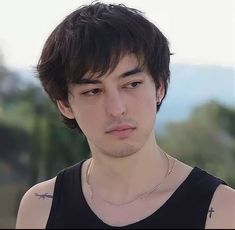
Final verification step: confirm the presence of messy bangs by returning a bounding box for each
[62,6,157,84]
[67,20,146,82]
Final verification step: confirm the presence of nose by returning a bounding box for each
[105,90,127,117]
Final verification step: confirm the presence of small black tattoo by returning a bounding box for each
[208,207,215,218]
[35,192,53,200]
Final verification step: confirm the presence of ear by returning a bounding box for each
[57,100,75,119]
[156,81,165,102]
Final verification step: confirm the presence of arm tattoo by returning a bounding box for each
[208,207,215,218]
[35,192,53,200]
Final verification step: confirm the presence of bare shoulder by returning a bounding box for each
[205,184,235,229]
[15,177,56,229]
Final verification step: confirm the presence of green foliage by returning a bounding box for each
[0,59,90,185]
[35,101,90,180]
[159,100,235,187]
[0,122,30,180]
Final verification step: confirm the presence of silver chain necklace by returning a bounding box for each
[86,151,176,206]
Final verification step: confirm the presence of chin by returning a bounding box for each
[101,142,143,159]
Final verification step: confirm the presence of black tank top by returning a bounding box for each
[46,160,226,229]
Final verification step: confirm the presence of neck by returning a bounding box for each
[87,134,171,204]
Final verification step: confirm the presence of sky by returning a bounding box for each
[0,0,234,70]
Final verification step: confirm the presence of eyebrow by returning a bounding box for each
[75,67,143,85]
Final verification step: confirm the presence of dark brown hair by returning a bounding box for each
[37,2,171,132]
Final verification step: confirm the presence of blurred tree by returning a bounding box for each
[1,83,91,185]
[0,49,90,186]
[0,122,29,181]
[14,86,91,186]
[35,99,90,181]
[0,50,30,180]
[159,100,235,187]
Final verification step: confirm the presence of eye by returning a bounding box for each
[82,88,102,96]
[125,81,142,89]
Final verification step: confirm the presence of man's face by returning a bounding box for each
[58,54,164,158]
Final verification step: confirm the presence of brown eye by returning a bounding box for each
[125,81,142,89]
[82,88,102,96]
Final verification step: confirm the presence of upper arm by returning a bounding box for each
[205,184,235,229]
[15,177,56,229]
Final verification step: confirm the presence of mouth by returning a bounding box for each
[106,127,136,139]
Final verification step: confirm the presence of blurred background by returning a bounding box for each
[0,0,234,228]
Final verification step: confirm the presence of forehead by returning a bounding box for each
[83,54,144,80]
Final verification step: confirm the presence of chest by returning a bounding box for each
[83,189,173,227]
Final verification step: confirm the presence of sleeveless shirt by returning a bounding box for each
[46,160,227,229]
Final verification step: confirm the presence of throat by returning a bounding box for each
[85,151,175,206]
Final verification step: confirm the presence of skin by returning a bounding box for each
[15,54,235,228]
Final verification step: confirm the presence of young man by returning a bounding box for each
[16,2,235,229]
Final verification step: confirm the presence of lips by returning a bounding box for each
[105,124,136,139]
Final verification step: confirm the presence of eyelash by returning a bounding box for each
[81,81,143,96]
[125,81,142,89]
[82,88,101,96]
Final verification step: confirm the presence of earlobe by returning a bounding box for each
[57,100,75,119]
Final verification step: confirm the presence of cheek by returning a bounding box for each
[135,85,157,111]
[133,87,157,124]
[72,106,103,135]
[137,96,156,121]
